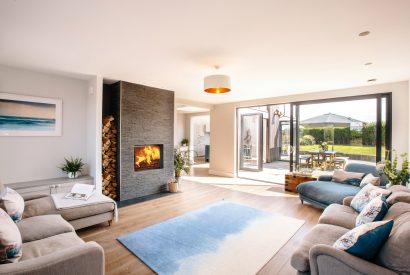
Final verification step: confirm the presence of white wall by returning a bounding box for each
[0,65,90,183]
[210,81,410,177]
[174,112,186,146]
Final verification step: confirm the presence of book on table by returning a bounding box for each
[65,183,96,201]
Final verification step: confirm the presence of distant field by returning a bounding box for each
[299,145,385,156]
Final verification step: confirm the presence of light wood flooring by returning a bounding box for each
[78,179,322,275]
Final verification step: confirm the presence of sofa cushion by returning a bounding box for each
[291,224,349,272]
[355,195,389,227]
[20,232,84,261]
[350,184,391,212]
[377,212,410,274]
[387,191,410,205]
[332,170,364,186]
[23,196,114,221]
[345,163,388,186]
[0,208,22,264]
[298,181,361,207]
[360,173,381,188]
[333,220,393,260]
[319,204,357,229]
[0,188,25,222]
[17,215,74,243]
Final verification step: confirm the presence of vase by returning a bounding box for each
[68,172,78,179]
[385,182,392,189]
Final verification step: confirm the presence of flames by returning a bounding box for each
[135,146,161,168]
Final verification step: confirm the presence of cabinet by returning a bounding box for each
[6,175,94,197]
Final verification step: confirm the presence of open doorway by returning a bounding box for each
[237,104,291,184]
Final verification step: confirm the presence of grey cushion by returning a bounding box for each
[377,212,410,274]
[21,232,84,261]
[319,204,358,229]
[17,215,74,243]
[291,224,349,272]
[23,196,114,221]
[298,181,361,206]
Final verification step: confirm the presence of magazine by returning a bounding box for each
[65,183,96,201]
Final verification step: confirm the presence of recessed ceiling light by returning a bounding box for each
[359,31,370,37]
[364,62,373,66]
[367,78,377,82]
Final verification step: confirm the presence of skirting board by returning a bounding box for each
[208,169,236,178]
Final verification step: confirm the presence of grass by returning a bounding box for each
[299,145,385,156]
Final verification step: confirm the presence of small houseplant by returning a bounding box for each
[377,150,409,187]
[180,138,189,147]
[60,157,85,179]
[174,148,190,181]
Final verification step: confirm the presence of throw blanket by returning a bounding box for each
[51,193,118,222]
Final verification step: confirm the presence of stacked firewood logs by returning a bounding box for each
[102,115,117,199]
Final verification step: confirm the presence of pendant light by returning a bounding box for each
[204,66,231,94]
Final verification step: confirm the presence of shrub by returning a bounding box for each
[300,135,316,145]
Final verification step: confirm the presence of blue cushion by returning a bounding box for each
[356,196,389,226]
[333,220,393,260]
[297,181,361,206]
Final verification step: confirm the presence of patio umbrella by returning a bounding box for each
[300,113,363,149]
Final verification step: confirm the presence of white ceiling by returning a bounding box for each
[1,0,409,104]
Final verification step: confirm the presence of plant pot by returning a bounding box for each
[168,181,179,193]
[67,172,78,179]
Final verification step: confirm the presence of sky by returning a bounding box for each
[0,99,56,119]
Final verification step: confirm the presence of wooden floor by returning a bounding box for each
[78,179,322,275]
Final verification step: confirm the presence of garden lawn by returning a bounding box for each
[300,145,385,156]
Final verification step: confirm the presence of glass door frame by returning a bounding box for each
[289,93,392,171]
[239,113,264,172]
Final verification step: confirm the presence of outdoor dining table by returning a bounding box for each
[308,150,337,169]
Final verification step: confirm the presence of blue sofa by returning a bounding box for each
[297,163,388,209]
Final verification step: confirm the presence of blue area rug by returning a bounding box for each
[117,201,304,275]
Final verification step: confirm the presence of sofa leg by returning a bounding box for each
[300,199,304,204]
[108,220,112,226]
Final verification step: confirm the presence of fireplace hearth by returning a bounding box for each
[134,144,163,171]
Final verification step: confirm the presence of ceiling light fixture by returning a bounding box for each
[204,66,231,94]
[358,31,370,37]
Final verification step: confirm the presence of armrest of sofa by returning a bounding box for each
[342,196,354,206]
[21,193,49,201]
[0,242,104,275]
[318,175,333,181]
[309,244,397,275]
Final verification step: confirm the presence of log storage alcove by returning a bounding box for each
[102,115,117,199]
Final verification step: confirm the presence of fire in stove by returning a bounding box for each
[134,145,163,171]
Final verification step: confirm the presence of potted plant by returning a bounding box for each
[377,150,409,188]
[180,138,189,147]
[60,157,85,179]
[174,148,190,182]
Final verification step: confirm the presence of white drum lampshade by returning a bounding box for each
[204,75,231,94]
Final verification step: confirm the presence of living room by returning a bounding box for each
[1,1,410,275]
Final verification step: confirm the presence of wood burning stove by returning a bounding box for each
[134,144,164,171]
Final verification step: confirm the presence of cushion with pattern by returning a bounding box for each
[333,220,393,260]
[0,188,24,222]
[356,195,389,226]
[0,208,22,264]
[360,173,381,188]
[350,184,391,212]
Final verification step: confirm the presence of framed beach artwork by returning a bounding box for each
[0,93,62,136]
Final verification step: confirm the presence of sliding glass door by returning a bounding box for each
[290,94,391,171]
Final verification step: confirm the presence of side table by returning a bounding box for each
[285,173,317,193]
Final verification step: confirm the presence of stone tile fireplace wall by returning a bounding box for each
[103,81,174,201]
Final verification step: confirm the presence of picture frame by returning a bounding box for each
[0,92,62,136]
